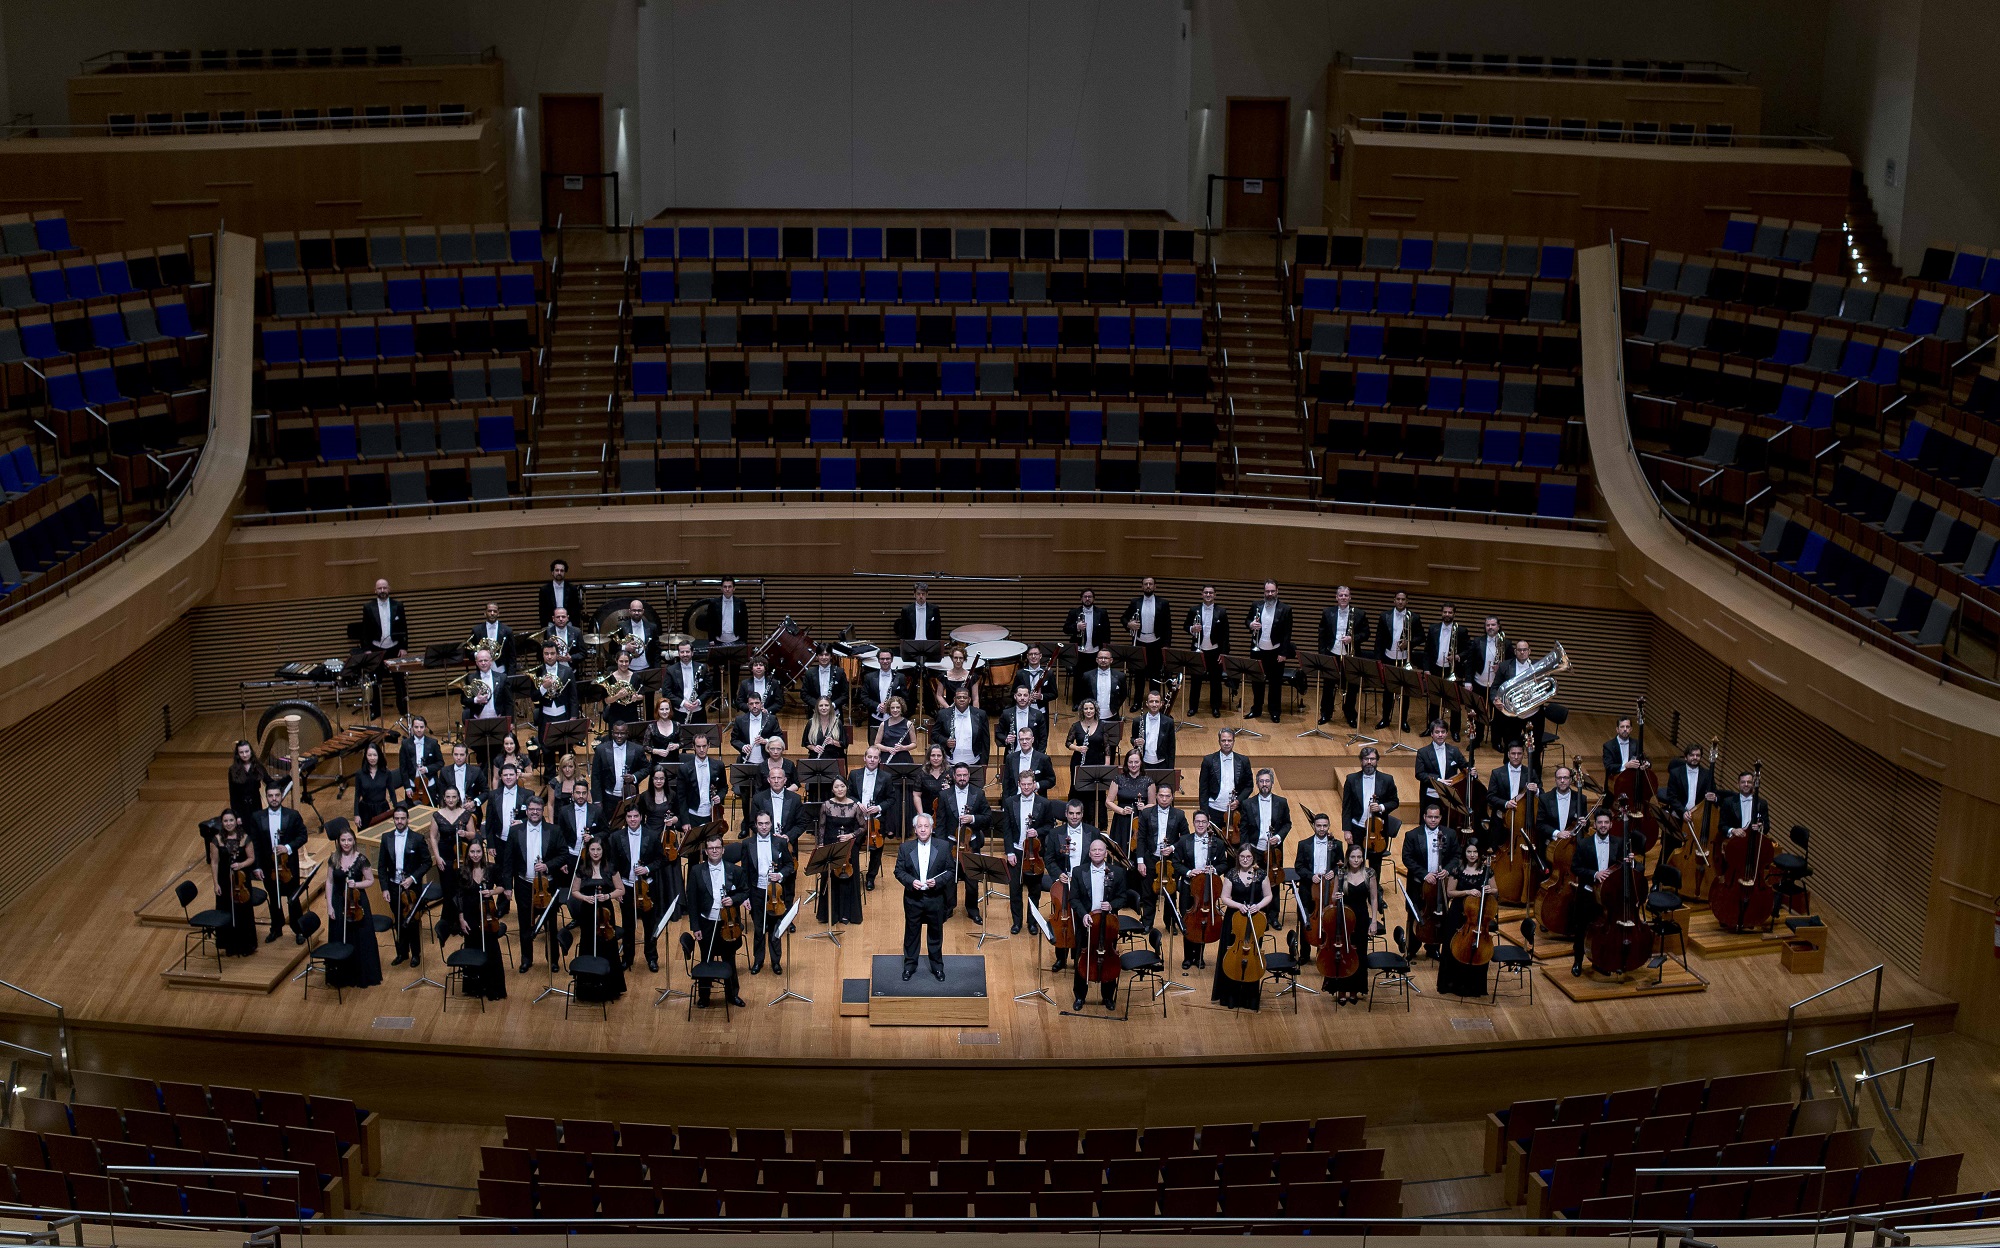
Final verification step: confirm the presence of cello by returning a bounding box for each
[1534,789,1585,940]
[1585,836,1654,976]
[1312,877,1362,981]
[1450,874,1500,967]
[1708,762,1778,932]
[1077,906,1121,988]
[1220,908,1268,984]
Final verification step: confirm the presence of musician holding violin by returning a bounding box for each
[1132,783,1189,933]
[1436,841,1499,998]
[212,811,262,958]
[1175,810,1230,971]
[568,837,628,1002]
[1569,809,1646,977]
[326,825,384,989]
[610,805,667,973]
[999,770,1057,935]
[251,784,308,944]
[454,838,509,1000]
[815,777,865,927]
[1398,803,1461,959]
[377,806,433,969]
[725,812,795,975]
[1067,837,1128,1012]
[1212,842,1273,1011]
[685,835,749,1008]
[849,746,899,891]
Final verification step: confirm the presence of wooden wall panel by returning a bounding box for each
[1328,129,1850,256]
[1925,791,2000,1043]
[65,61,504,129]
[0,620,193,915]
[190,573,1649,720]
[1327,64,1765,134]
[0,123,506,254]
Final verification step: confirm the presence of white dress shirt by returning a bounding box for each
[1092,669,1114,714]
[915,841,933,882]
[1332,606,1351,655]
[692,763,712,816]
[1137,596,1158,643]
[716,597,740,645]
[1257,602,1278,651]
[1310,836,1332,877]
[1088,864,1108,910]
[704,861,726,919]
[375,599,394,648]
[913,609,929,642]
[950,709,976,765]
[1682,764,1702,812]
[1196,605,1215,648]
[1141,713,1163,764]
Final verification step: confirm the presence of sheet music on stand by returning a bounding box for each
[651,893,689,1005]
[769,891,810,1006]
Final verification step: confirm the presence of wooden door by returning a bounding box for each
[1224,98,1289,230]
[540,94,604,227]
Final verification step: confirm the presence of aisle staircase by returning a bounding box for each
[529,254,625,499]
[1210,263,1314,498]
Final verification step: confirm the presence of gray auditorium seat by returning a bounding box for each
[703,310,737,346]
[1310,321,1346,354]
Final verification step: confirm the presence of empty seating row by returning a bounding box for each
[45,391,207,459]
[259,309,537,363]
[258,455,515,514]
[1956,367,2000,421]
[1298,271,1571,320]
[0,441,54,501]
[1321,456,1583,521]
[5,1120,331,1214]
[257,358,528,412]
[1748,511,1957,648]
[630,351,1211,400]
[1374,111,1733,146]
[1505,1098,1834,1203]
[40,347,204,412]
[1828,454,2000,580]
[1884,413,2000,501]
[1485,1072,1817,1172]
[1572,1159,1968,1229]
[15,1098,346,1192]
[0,1166,309,1224]
[0,295,203,361]
[109,102,471,136]
[1305,313,1579,366]
[1314,411,1575,469]
[91,45,409,72]
[1309,362,1579,416]
[1399,51,1731,80]
[271,408,522,464]
[267,266,540,317]
[623,398,1214,450]
[1635,251,1970,341]
[1,245,198,310]
[1917,241,2000,295]
[484,1144,1385,1192]
[262,223,541,273]
[1292,228,1575,279]
[1529,1129,1873,1218]
[636,303,1203,350]
[0,212,75,259]
[1629,347,1869,424]
[640,262,1198,308]
[640,222,1195,265]
[617,445,1219,499]
[1796,490,2000,628]
[0,491,117,590]
[1630,298,1913,385]
[1716,214,1827,267]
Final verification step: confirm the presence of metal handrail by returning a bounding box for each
[0,978,69,1083]
[1852,1058,1935,1146]
[1802,1023,1915,1104]
[78,47,497,74]
[1782,964,1884,1069]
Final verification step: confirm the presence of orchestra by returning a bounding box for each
[219,574,1768,1021]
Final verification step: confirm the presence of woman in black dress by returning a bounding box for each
[428,787,474,932]
[1104,750,1151,856]
[803,696,846,802]
[325,827,383,989]
[1065,700,1115,824]
[226,740,271,827]
[911,744,949,823]
[873,696,914,764]
[455,839,509,1000]
[568,838,627,1002]
[816,777,864,926]
[643,702,682,771]
[351,744,394,830]
[1325,842,1379,1004]
[932,646,980,714]
[1211,842,1272,1011]
[212,812,262,957]
[1436,841,1496,999]
[497,733,532,786]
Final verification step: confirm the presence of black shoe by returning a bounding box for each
[769,960,781,975]
[1010,922,1022,934]
[749,959,764,976]
[295,930,306,945]
[647,956,659,973]
[265,929,281,944]
[696,998,712,1009]
[1375,719,1390,730]
[1345,716,1358,729]
[1400,720,1411,733]
[622,959,634,971]
[1271,713,1281,724]
[520,959,533,973]
[1317,716,1330,726]
[391,953,408,967]
[1451,730,1462,742]
[1248,707,1263,719]
[864,878,875,891]
[728,994,747,1008]
[902,964,917,981]
[931,966,947,982]
[1181,958,1193,971]
[967,909,983,926]
[1073,998,1086,1011]
[1571,961,1584,977]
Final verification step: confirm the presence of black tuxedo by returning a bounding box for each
[1000,748,1058,797]
[1243,599,1295,718]
[798,662,850,711]
[1122,593,1172,688]
[849,764,901,881]
[1065,860,1130,1006]
[592,737,648,805]
[1061,604,1113,667]
[438,761,486,809]
[1132,805,1190,928]
[734,673,789,715]
[995,704,1050,754]
[1487,763,1539,827]
[1072,665,1129,719]
[397,734,444,799]
[554,799,603,849]
[748,785,807,842]
[1399,822,1462,949]
[1171,829,1229,964]
[1315,603,1371,722]
[894,603,944,650]
[936,782,991,915]
[1197,749,1255,822]
[1601,735,1642,780]
[997,791,1058,924]
[249,805,309,935]
[538,579,587,628]
[1127,710,1176,767]
[894,837,954,968]
[729,710,785,766]
[1412,740,1468,805]
[676,756,728,827]
[610,618,662,670]
[468,621,517,671]
[529,663,575,738]
[694,595,750,645]
[375,824,432,961]
[1719,793,1771,834]
[506,819,570,968]
[545,623,585,664]
[459,669,513,725]
[355,595,412,714]
[1661,761,1716,818]
[1240,792,1292,863]
[682,856,749,1000]
[1292,834,1348,884]
[1566,827,1648,959]
[1424,620,1472,735]
[1534,788,1591,846]
[930,705,991,764]
[725,832,795,969]
[482,783,531,844]
[1374,607,1424,728]
[1182,601,1232,715]
[856,669,907,722]
[608,821,667,963]
[1342,769,1402,896]
[662,661,713,725]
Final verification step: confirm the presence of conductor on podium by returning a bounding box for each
[896,815,953,981]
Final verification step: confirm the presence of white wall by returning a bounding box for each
[1820,0,1919,266]
[634,0,1188,217]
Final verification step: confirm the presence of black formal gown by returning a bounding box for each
[352,767,394,829]
[914,768,948,821]
[816,801,864,924]
[1066,721,1113,823]
[877,717,915,762]
[214,843,261,957]
[456,873,509,1000]
[1210,873,1266,1011]
[1323,877,1373,997]
[1435,865,1493,998]
[935,673,977,712]
[227,764,271,824]
[326,860,384,988]
[644,722,682,767]
[569,874,627,1002]
[1107,772,1150,853]
[431,810,472,929]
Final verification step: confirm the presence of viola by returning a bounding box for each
[481,887,502,937]
[1183,869,1225,944]
[1450,881,1499,966]
[1312,879,1362,981]
[532,866,553,915]
[1152,848,1178,901]
[1586,853,1654,975]
[1219,908,1267,983]
[661,819,682,863]
[767,864,787,919]
[1078,908,1120,985]
[1048,876,1076,947]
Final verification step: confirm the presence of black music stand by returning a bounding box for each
[1376,663,1423,752]
[463,714,509,775]
[1142,767,1181,797]
[1296,653,1348,743]
[899,638,943,665]
[1220,654,1270,739]
[804,838,853,946]
[543,716,590,766]
[1161,648,1208,730]
[958,850,1013,949]
[1073,762,1121,808]
[1015,900,1056,1005]
[796,757,844,809]
[727,763,766,827]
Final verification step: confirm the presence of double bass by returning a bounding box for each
[1708,762,1778,932]
[1670,736,1724,899]
[1490,736,1538,906]
[1077,907,1121,987]
[1585,847,1654,975]
[1048,876,1076,948]
[1607,698,1661,851]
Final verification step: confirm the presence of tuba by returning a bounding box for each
[1493,643,1569,718]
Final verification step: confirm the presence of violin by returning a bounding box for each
[1183,868,1225,944]
[230,859,252,906]
[636,870,656,916]
[1048,876,1076,947]
[1023,831,1044,877]
[531,865,553,915]
[1220,907,1267,983]
[1311,877,1362,981]
[1586,831,1654,975]
[276,845,296,891]
[481,886,502,937]
[595,882,619,947]
[1078,908,1120,985]
[661,818,682,863]
[343,866,366,925]
[1152,847,1178,900]
[767,863,787,919]
[718,899,743,945]
[868,813,884,851]
[1449,876,1499,966]
[833,816,857,879]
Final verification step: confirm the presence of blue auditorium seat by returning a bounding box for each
[63,261,102,301]
[81,363,122,405]
[1414,280,1451,317]
[1354,370,1390,407]
[299,322,338,362]
[821,455,857,491]
[1464,375,1499,413]
[883,407,918,443]
[341,323,376,360]
[1536,481,1576,519]
[463,271,499,309]
[884,312,917,348]
[1399,236,1433,271]
[939,270,974,303]
[1538,244,1575,280]
[386,274,423,312]
[424,274,460,309]
[817,227,848,259]
[941,361,976,395]
[262,326,300,364]
[713,227,745,259]
[28,268,65,305]
[827,269,861,302]
[748,227,780,259]
[790,269,825,303]
[976,270,1009,303]
[677,227,710,259]
[1377,278,1413,315]
[1025,314,1059,349]
[903,269,937,303]
[865,270,898,303]
[1347,322,1385,358]
[1133,315,1167,350]
[1161,271,1197,304]
[510,226,543,263]
[45,370,87,410]
[1426,374,1462,411]
[1093,229,1124,262]
[990,314,1024,349]
[1098,314,1130,350]
[630,358,668,396]
[1338,276,1375,313]
[35,216,73,252]
[851,228,883,260]
[640,268,675,303]
[477,412,517,452]
[809,408,844,443]
[1521,430,1561,469]
[378,320,415,358]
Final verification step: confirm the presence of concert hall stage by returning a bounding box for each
[0,712,1956,1131]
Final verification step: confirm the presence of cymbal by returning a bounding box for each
[582,633,609,644]
[661,633,696,648]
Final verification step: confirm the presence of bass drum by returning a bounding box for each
[255,699,335,774]
[754,618,817,683]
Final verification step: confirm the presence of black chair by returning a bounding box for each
[566,938,613,1022]
[1366,928,1414,1012]
[1774,826,1813,917]
[1491,915,1536,1003]
[682,931,733,1021]
[1646,868,1689,984]
[175,879,231,974]
[443,938,492,1014]
[1120,929,1168,1019]
[298,911,350,1003]
[1262,928,1308,1013]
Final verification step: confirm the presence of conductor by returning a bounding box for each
[895,815,954,982]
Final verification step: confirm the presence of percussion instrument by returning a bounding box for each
[753,619,817,683]
[837,643,880,682]
[661,632,696,649]
[950,624,1010,646]
[969,639,1028,688]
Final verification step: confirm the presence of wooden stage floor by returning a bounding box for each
[0,709,1957,1130]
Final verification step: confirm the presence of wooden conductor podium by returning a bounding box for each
[863,954,989,1027]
